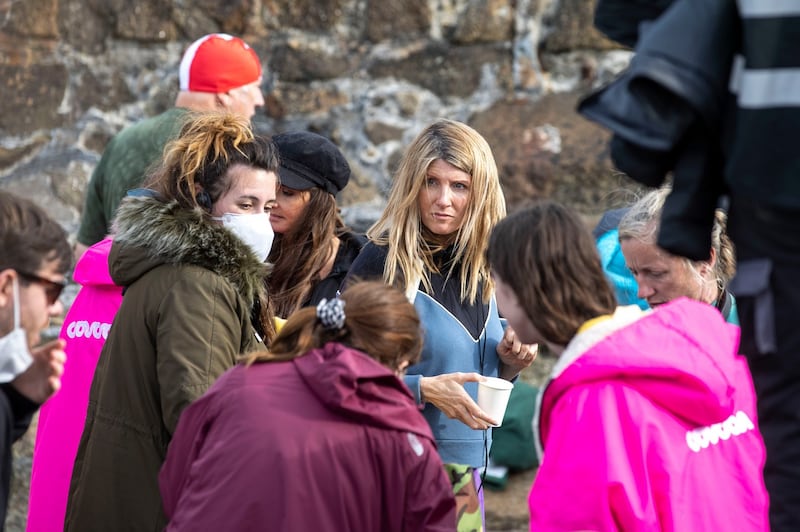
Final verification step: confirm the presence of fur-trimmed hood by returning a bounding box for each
[110,195,268,306]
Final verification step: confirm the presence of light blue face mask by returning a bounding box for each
[214,212,274,262]
[0,276,33,383]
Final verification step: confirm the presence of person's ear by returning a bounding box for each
[698,247,717,278]
[395,359,410,377]
[215,92,233,110]
[707,247,717,268]
[193,184,211,211]
[0,269,15,308]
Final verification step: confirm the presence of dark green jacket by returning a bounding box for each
[65,195,268,532]
[77,107,190,247]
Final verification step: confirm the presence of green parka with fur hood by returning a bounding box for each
[65,194,269,532]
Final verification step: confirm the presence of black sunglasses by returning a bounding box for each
[17,271,67,306]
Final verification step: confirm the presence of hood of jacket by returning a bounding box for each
[109,195,269,306]
[294,342,435,441]
[542,298,741,434]
[73,237,116,287]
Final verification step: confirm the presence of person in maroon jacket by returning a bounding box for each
[159,280,456,531]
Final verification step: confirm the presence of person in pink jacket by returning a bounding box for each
[27,237,122,531]
[486,201,769,532]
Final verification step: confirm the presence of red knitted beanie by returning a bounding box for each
[178,33,262,93]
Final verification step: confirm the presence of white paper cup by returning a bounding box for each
[477,377,514,427]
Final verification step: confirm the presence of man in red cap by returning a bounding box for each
[74,33,266,259]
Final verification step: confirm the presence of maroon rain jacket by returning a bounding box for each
[159,342,456,531]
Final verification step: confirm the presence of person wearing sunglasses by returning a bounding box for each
[14,272,66,309]
[0,189,72,527]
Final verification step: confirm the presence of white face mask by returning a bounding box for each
[215,212,274,262]
[0,276,33,383]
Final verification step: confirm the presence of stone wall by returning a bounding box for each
[1,0,632,237]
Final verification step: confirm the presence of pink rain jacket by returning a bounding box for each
[530,298,769,531]
[28,238,123,532]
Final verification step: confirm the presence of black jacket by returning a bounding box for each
[306,231,367,307]
[593,0,676,48]
[579,0,740,260]
[0,384,39,530]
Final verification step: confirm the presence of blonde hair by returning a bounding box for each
[366,119,506,304]
[618,185,737,288]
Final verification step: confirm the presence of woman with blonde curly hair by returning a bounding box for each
[65,111,280,531]
[346,118,536,531]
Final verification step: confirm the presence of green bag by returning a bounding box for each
[490,381,539,470]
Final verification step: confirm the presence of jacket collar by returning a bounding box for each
[110,195,269,306]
